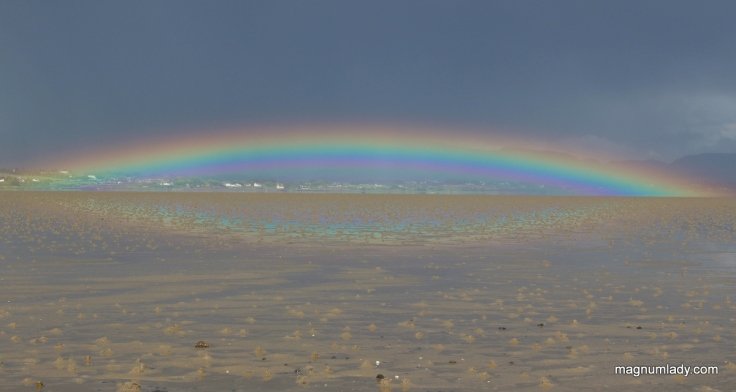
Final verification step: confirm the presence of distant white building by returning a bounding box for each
[87,175,97,180]
[224,182,243,188]
[253,182,262,188]
[276,183,285,190]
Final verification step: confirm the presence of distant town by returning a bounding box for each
[0,168,554,195]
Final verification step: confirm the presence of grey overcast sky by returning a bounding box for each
[2,0,736,166]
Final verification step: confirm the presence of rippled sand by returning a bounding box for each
[1,192,735,391]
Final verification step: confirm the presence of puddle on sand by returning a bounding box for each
[1,192,735,391]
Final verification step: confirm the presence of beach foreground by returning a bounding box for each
[0,192,734,391]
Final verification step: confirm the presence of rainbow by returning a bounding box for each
[50,126,716,196]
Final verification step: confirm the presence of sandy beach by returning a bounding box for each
[1,192,735,391]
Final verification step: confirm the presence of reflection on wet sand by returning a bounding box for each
[1,192,735,391]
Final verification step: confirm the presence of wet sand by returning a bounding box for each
[1,192,735,391]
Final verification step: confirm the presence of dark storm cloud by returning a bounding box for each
[1,0,736,166]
